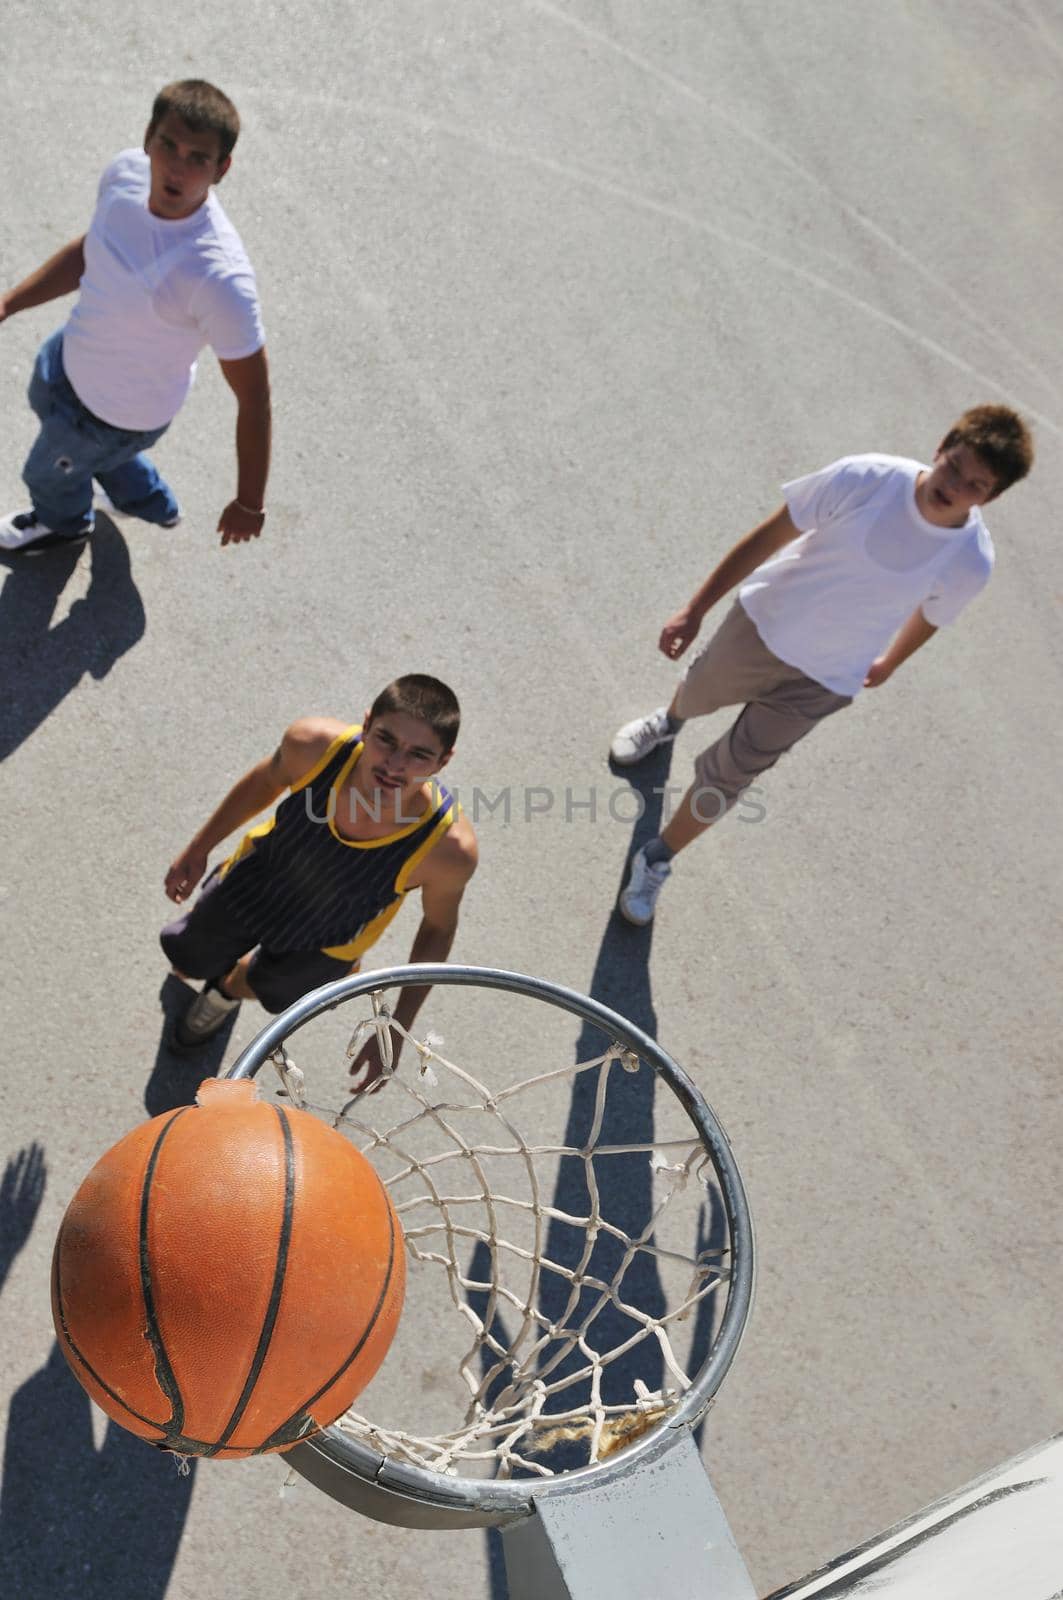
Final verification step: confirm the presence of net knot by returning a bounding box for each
[605,1044,641,1074]
[346,998,397,1078]
[649,1149,689,1187]
[269,1047,306,1106]
[414,1030,443,1086]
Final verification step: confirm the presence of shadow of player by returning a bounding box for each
[0,1142,197,1599]
[532,745,673,1446]
[482,745,727,1594]
[143,974,240,1117]
[0,515,145,763]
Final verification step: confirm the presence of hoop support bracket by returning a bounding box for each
[500,1427,756,1599]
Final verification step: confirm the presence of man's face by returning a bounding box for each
[920,444,999,526]
[358,712,451,806]
[144,111,229,220]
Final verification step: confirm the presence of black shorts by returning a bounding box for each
[160,868,355,1013]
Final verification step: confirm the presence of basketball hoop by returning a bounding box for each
[225,965,756,1595]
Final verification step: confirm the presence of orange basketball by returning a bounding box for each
[51,1078,404,1458]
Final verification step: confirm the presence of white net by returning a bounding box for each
[262,983,737,1481]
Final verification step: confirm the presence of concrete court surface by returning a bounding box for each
[1,1,1061,1596]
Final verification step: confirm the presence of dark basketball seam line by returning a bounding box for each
[140,1108,191,1442]
[52,1215,171,1433]
[258,1168,399,1451]
[207,1103,297,1455]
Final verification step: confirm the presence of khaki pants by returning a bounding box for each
[675,601,852,816]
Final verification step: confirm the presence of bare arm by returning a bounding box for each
[164,717,343,902]
[0,237,86,323]
[216,347,272,546]
[864,607,938,688]
[349,825,479,1092]
[660,504,801,660]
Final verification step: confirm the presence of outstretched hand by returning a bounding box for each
[165,844,209,904]
[658,607,700,661]
[217,500,265,546]
[863,657,894,689]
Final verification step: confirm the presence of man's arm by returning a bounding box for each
[0,237,86,323]
[659,504,801,660]
[164,716,343,903]
[216,347,272,547]
[349,823,479,1093]
[864,608,938,688]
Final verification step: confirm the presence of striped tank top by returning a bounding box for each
[215,726,458,959]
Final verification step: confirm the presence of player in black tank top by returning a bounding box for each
[161,675,478,1090]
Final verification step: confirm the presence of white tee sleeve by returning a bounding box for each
[782,455,893,533]
[921,527,994,626]
[96,150,134,202]
[189,267,265,362]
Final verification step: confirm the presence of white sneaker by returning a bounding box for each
[610,707,676,766]
[173,981,240,1048]
[619,846,672,925]
[0,509,91,554]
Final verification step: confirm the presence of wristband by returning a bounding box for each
[236,500,266,517]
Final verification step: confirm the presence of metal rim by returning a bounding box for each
[225,964,755,1524]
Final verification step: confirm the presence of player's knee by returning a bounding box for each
[692,747,746,809]
[23,450,78,498]
[244,962,298,1014]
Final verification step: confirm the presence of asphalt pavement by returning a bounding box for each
[1,3,1061,1597]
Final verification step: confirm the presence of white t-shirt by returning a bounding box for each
[62,150,264,430]
[738,454,994,696]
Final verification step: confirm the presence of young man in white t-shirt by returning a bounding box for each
[0,79,270,556]
[610,406,1034,924]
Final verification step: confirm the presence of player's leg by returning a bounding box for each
[610,601,760,765]
[620,674,852,924]
[1,333,97,553]
[241,948,358,1014]
[95,427,180,528]
[160,870,259,1047]
[616,602,768,918]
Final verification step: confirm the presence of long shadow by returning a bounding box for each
[0,1142,197,1599]
[144,975,239,1116]
[485,746,727,1592]
[533,746,674,1446]
[0,514,145,762]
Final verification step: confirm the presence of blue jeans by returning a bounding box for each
[23,331,179,536]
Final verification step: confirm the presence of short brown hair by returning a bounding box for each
[940,405,1034,498]
[147,80,240,161]
[368,675,460,753]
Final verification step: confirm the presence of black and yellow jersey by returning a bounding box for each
[213,725,457,959]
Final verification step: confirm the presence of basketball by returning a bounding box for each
[51,1078,405,1458]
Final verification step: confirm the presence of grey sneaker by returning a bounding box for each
[0,509,91,555]
[619,846,672,926]
[610,707,676,766]
[173,980,240,1048]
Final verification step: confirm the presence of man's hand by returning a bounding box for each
[349,1033,401,1096]
[217,500,265,546]
[863,657,894,689]
[165,844,209,904]
[659,607,700,661]
[0,294,10,326]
